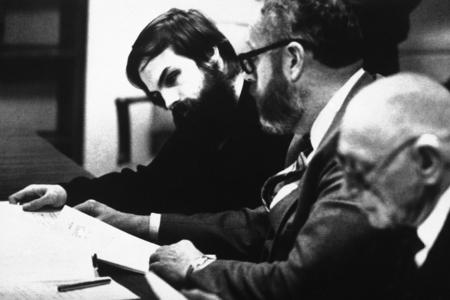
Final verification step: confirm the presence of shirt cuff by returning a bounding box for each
[149,213,161,242]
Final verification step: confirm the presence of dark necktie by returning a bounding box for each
[401,227,424,267]
[391,227,425,298]
[299,133,313,158]
[261,134,312,211]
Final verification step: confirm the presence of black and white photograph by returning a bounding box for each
[1,0,450,299]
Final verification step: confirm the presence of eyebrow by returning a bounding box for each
[157,67,170,89]
[157,68,181,89]
[158,67,179,88]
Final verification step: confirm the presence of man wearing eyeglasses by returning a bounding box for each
[147,0,404,299]
[338,73,450,299]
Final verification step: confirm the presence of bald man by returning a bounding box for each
[338,73,450,299]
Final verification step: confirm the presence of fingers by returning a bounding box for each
[22,195,55,211]
[8,184,67,211]
[74,199,98,216]
[8,185,42,204]
[149,247,164,264]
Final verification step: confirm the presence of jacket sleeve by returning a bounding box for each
[184,197,384,300]
[158,206,270,261]
[62,131,201,214]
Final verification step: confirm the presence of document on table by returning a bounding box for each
[0,201,142,299]
[0,201,159,275]
[0,202,95,282]
[44,202,159,274]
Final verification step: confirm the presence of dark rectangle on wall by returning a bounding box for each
[3,8,60,46]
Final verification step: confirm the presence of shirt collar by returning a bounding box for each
[416,185,450,266]
[307,68,365,162]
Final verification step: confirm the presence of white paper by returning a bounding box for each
[0,202,95,282]
[0,201,159,275]
[54,204,159,274]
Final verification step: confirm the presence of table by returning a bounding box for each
[0,129,92,199]
[0,129,160,299]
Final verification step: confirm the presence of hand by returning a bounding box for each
[149,240,203,287]
[75,199,127,226]
[74,200,149,238]
[8,184,67,211]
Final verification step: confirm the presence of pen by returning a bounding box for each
[57,277,111,292]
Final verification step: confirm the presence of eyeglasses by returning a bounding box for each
[337,133,450,197]
[237,38,312,74]
[338,136,419,195]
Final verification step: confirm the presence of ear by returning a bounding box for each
[412,134,443,185]
[205,46,225,71]
[284,41,305,82]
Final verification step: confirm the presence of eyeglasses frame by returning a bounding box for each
[338,133,450,197]
[237,38,313,74]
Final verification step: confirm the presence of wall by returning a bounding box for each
[0,5,59,133]
[399,0,450,81]
[84,0,260,175]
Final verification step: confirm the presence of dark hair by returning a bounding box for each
[260,0,363,68]
[126,8,240,103]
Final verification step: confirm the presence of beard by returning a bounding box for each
[170,66,238,135]
[253,54,306,135]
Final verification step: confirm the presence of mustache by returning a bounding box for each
[170,98,200,118]
[170,68,238,131]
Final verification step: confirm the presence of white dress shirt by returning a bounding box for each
[269,68,365,209]
[150,68,366,239]
[415,186,450,267]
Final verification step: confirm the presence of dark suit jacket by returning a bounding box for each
[157,72,402,299]
[62,83,291,214]
[393,211,450,299]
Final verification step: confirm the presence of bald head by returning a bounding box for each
[341,73,450,157]
[339,73,450,228]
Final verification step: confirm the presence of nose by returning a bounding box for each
[160,88,180,110]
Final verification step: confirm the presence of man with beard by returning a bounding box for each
[144,0,408,298]
[9,9,290,215]
[338,73,450,299]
